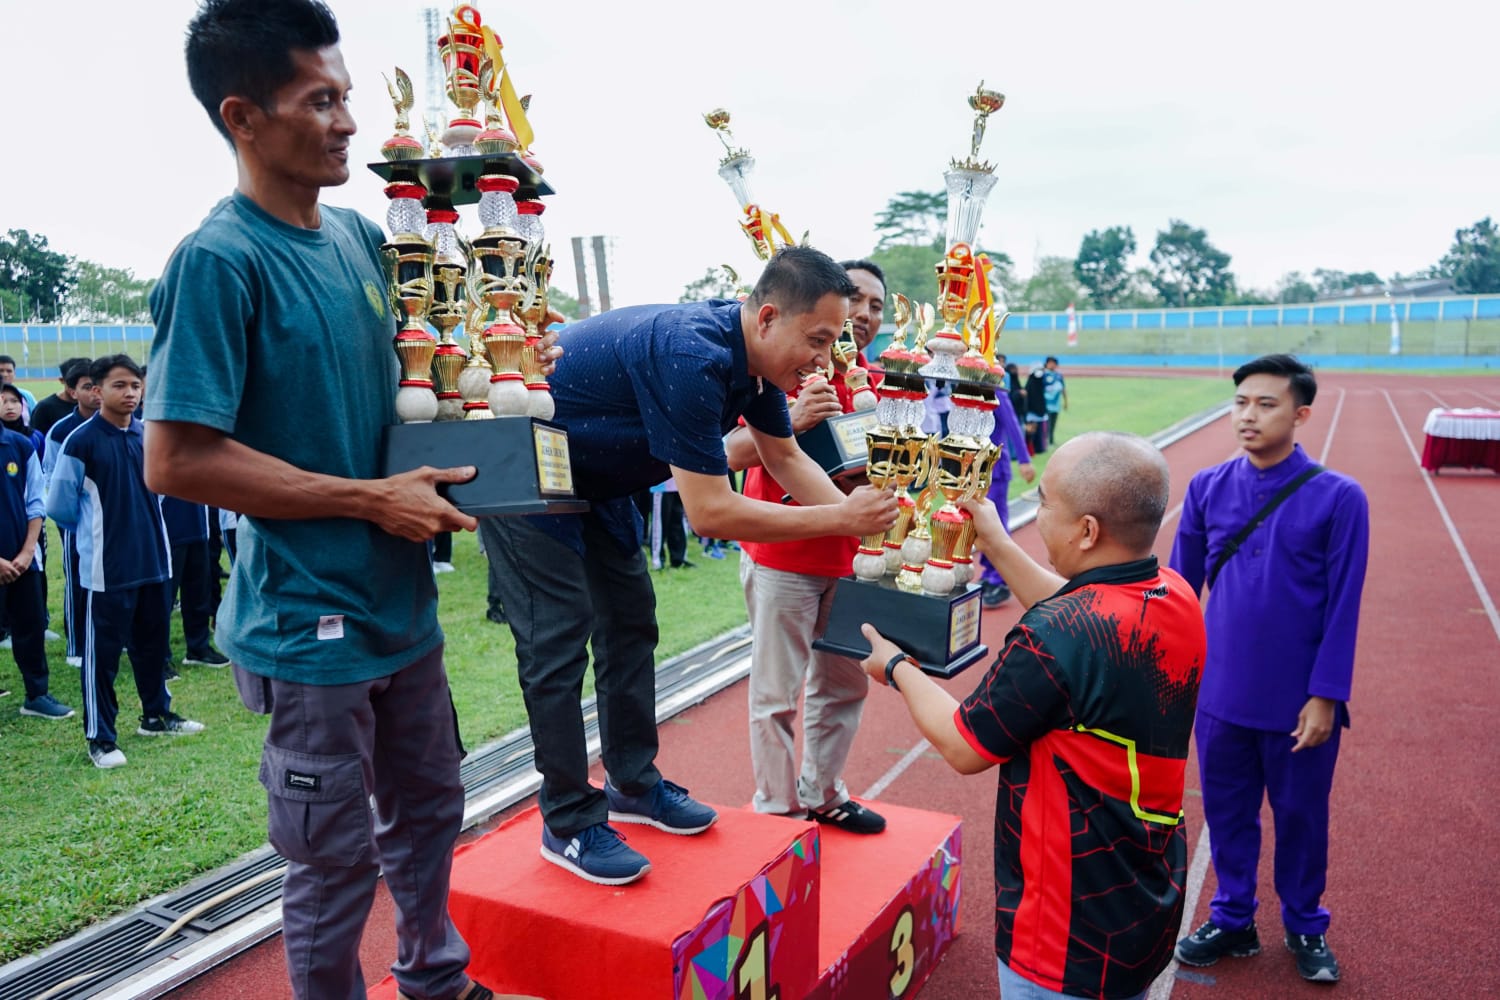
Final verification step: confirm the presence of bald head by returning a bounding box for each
[1047,432,1170,557]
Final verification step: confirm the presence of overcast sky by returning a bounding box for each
[2,0,1496,308]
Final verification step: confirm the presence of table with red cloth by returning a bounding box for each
[1421,408,1500,474]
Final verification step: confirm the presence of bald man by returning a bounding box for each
[860,432,1207,1000]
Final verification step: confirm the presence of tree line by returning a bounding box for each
[857,192,1500,313]
[0,229,157,324]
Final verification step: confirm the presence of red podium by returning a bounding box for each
[371,806,819,1000]
[370,801,962,1000]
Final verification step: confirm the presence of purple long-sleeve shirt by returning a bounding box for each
[1170,444,1369,731]
[988,388,1031,484]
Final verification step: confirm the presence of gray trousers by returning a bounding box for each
[234,646,470,1000]
[740,553,869,816]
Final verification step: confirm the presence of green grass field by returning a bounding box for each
[2,374,1229,961]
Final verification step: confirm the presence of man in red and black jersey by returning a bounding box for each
[860,431,1206,1000]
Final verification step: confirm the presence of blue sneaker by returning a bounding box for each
[20,694,75,720]
[606,778,718,835]
[540,822,651,886]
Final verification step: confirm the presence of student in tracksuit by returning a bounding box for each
[0,418,73,720]
[43,360,99,667]
[47,354,205,769]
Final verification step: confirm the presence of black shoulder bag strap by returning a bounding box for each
[1206,465,1324,590]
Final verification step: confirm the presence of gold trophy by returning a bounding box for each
[852,428,901,582]
[382,239,439,423]
[704,108,800,261]
[951,444,1001,586]
[371,3,579,518]
[515,240,555,420]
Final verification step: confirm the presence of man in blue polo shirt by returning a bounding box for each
[1170,354,1368,983]
[48,355,203,768]
[485,246,898,886]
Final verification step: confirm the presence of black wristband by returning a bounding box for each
[885,652,915,691]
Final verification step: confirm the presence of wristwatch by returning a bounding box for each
[885,651,918,691]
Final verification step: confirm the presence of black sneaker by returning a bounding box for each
[1285,932,1340,982]
[810,799,887,834]
[981,583,1011,608]
[138,712,207,736]
[183,648,229,667]
[1174,920,1260,967]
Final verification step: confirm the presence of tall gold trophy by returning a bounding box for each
[373,5,581,517]
[815,84,1013,678]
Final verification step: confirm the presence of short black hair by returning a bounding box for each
[1233,353,1317,407]
[58,356,88,378]
[839,258,887,291]
[0,356,15,367]
[90,354,145,385]
[64,358,95,388]
[747,247,858,316]
[185,0,341,143]
[1045,355,1060,366]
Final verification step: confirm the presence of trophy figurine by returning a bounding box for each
[884,434,928,577]
[704,108,798,261]
[831,321,877,411]
[380,68,424,162]
[920,443,979,596]
[457,297,495,420]
[951,445,1001,586]
[853,427,902,582]
[474,59,519,155]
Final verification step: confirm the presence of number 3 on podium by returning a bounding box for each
[889,906,915,995]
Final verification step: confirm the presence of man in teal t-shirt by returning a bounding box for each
[143,3,551,998]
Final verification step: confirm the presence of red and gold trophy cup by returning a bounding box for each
[373,5,580,517]
[815,84,1013,677]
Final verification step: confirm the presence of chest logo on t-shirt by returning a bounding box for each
[4,461,16,477]
[363,280,386,320]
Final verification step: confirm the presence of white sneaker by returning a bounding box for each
[66,656,82,667]
[433,561,457,574]
[89,742,128,768]
[44,629,62,641]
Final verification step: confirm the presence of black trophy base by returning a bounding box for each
[797,409,882,480]
[381,416,588,517]
[812,576,988,678]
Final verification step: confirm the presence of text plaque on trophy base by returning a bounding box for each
[381,416,589,517]
[812,577,988,678]
[796,410,881,480]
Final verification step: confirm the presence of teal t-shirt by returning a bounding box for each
[146,192,441,685]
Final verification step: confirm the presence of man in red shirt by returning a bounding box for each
[861,432,1205,1000]
[725,259,888,833]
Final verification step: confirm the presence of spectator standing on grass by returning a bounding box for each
[47,354,203,769]
[44,360,99,668]
[28,357,89,436]
[862,432,1204,1000]
[0,405,73,720]
[1023,363,1050,455]
[0,356,36,417]
[1170,354,1367,984]
[161,496,230,668]
[142,3,546,996]
[1042,355,1068,442]
[724,258,890,834]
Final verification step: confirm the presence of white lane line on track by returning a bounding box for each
[1382,388,1500,645]
[1147,824,1213,1000]
[1469,389,1500,407]
[861,739,934,801]
[1320,387,1346,465]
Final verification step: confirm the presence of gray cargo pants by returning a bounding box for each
[234,645,470,1000]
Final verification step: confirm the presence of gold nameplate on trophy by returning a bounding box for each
[533,423,574,496]
[798,409,882,480]
[948,595,982,660]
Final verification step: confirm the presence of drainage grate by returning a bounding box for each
[0,916,190,1000]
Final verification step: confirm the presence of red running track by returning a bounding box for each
[171,372,1500,999]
